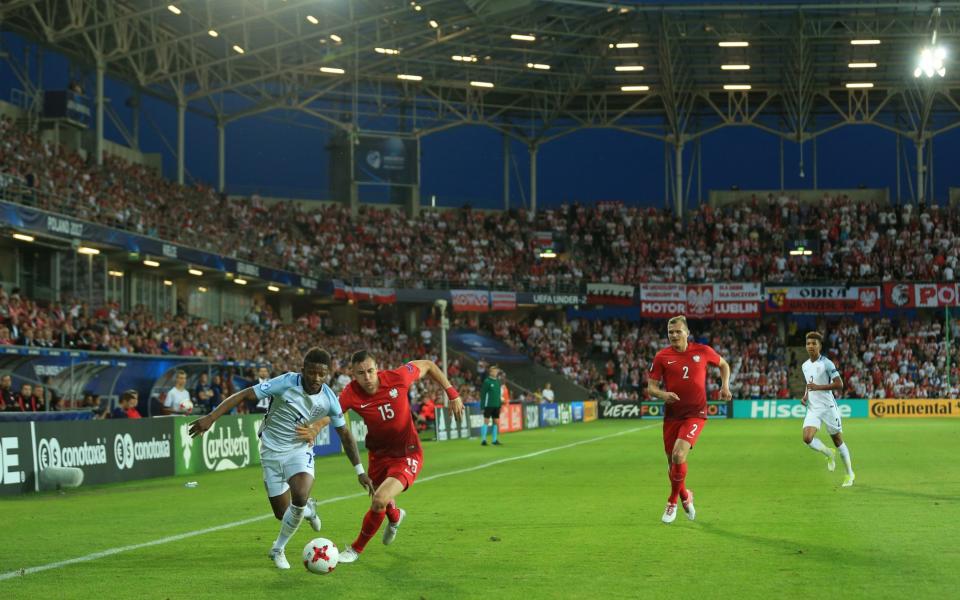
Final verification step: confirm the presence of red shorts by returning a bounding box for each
[662,418,706,455]
[368,450,423,490]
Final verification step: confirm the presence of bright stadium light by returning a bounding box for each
[208,30,219,38]
[198,286,208,293]
[621,85,650,92]
[306,15,319,25]
[511,34,536,42]
[724,84,752,90]
[77,246,100,255]
[718,41,749,48]
[526,62,551,70]
[429,20,439,29]
[848,62,877,68]
[188,268,203,276]
[232,45,245,54]
[615,42,639,49]
[850,39,881,45]
[375,47,400,55]
[320,66,345,74]
[12,233,34,242]
[914,45,947,78]
[330,34,342,43]
[234,278,248,286]
[108,270,124,277]
[845,82,874,88]
[452,55,478,62]
[163,280,173,286]
[539,248,557,258]
[267,285,280,292]
[721,64,751,70]
[143,259,160,267]
[167,5,181,15]
[615,65,645,72]
[470,81,494,88]
[397,73,423,81]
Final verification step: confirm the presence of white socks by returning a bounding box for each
[273,504,305,550]
[806,437,832,456]
[836,443,854,475]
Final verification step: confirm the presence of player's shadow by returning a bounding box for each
[694,521,876,567]
[853,484,957,503]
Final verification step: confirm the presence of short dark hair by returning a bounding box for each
[303,347,332,366]
[806,331,823,343]
[120,389,138,402]
[350,350,374,365]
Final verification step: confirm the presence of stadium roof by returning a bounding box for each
[2,0,960,145]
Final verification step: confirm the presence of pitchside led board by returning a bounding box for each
[353,135,419,186]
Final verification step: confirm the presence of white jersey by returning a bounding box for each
[253,372,346,453]
[801,355,841,409]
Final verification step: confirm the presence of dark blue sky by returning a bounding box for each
[2,30,958,210]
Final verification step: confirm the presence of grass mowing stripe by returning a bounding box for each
[0,423,651,581]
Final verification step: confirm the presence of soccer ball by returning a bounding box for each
[178,399,194,414]
[302,538,338,574]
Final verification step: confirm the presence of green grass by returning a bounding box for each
[2,419,958,599]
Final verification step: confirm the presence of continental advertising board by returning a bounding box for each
[869,399,960,418]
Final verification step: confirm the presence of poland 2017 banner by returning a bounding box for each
[764,285,881,313]
[884,283,960,308]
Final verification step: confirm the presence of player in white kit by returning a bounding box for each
[189,348,374,569]
[800,332,855,487]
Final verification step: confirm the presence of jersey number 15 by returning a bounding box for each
[378,404,395,421]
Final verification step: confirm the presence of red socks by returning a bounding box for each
[668,462,688,504]
[385,500,401,524]
[352,509,386,553]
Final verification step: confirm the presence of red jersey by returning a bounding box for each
[339,363,421,457]
[649,343,721,420]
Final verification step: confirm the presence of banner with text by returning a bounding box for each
[571,401,585,422]
[640,283,686,318]
[586,283,635,306]
[451,289,490,312]
[869,399,960,418]
[0,423,35,496]
[35,418,174,488]
[523,404,541,430]
[764,286,881,313]
[539,403,560,426]
[498,404,524,433]
[884,283,960,309]
[173,414,263,475]
[733,399,869,419]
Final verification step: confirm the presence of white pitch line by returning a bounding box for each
[0,424,652,582]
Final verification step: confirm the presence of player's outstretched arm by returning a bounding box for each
[335,424,375,495]
[295,416,332,443]
[409,359,464,419]
[717,357,732,401]
[188,387,256,438]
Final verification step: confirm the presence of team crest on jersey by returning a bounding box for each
[693,355,701,363]
[389,388,398,398]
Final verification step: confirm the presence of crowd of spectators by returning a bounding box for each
[483,316,790,401]
[5,116,960,291]
[813,316,960,399]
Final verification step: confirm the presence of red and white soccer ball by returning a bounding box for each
[302,538,338,574]
[178,399,194,414]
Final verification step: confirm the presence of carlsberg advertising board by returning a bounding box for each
[174,415,263,475]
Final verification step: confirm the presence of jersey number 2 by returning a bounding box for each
[378,404,395,421]
[682,366,690,379]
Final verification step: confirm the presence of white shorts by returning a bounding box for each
[261,447,315,497]
[802,404,843,435]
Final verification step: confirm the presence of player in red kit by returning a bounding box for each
[647,315,731,524]
[336,350,464,563]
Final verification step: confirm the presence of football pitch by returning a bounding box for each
[2,418,957,599]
